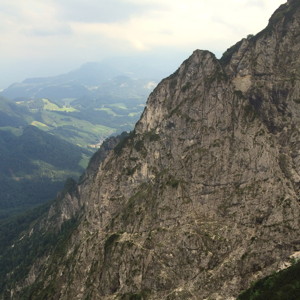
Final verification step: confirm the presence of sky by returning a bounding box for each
[0,0,286,89]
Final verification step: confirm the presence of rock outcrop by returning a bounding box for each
[1,1,300,299]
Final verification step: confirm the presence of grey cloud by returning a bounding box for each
[54,0,158,23]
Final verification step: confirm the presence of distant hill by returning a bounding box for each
[0,124,88,219]
[0,96,29,127]
[0,61,160,219]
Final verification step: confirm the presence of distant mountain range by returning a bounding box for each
[1,61,159,147]
[1,61,157,102]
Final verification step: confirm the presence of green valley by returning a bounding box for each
[0,62,158,220]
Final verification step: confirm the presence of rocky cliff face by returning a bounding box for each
[2,1,300,299]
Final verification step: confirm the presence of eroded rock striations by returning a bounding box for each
[2,1,300,299]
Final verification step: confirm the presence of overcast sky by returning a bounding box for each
[0,0,285,89]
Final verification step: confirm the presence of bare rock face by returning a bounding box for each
[2,1,300,299]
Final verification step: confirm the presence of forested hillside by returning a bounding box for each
[238,260,300,300]
[0,125,88,219]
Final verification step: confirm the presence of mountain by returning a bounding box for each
[1,1,300,299]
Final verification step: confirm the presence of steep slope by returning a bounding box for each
[0,134,124,299]
[1,1,300,299]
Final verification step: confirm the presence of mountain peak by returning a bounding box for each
[136,49,222,134]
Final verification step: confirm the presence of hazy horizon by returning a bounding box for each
[0,0,285,89]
